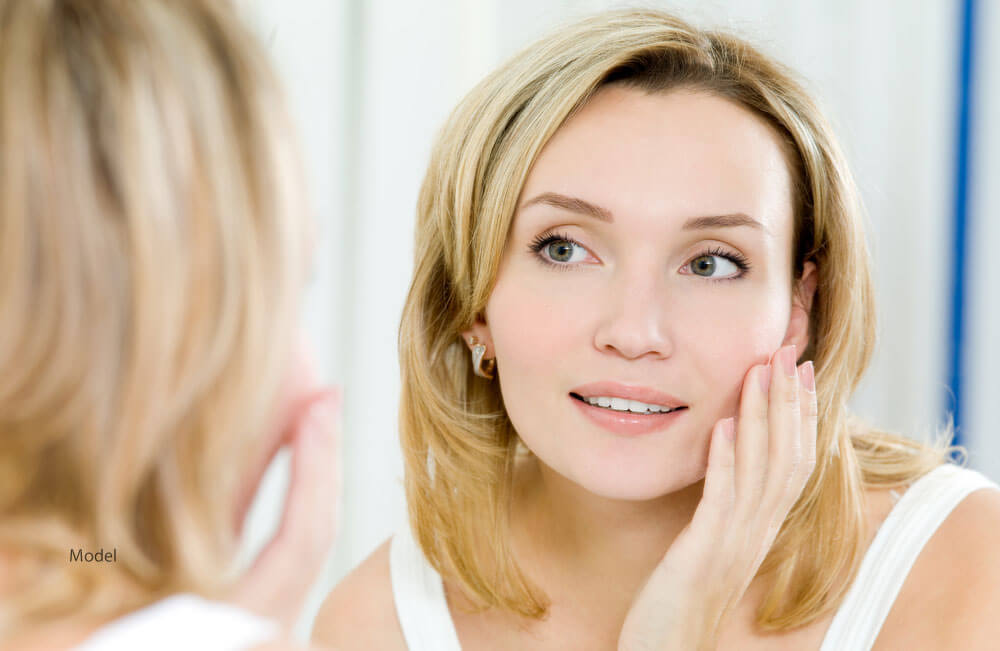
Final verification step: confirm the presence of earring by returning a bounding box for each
[468,336,496,380]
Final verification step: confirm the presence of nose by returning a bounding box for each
[592,268,674,361]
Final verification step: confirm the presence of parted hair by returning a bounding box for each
[0,0,307,634]
[398,8,952,629]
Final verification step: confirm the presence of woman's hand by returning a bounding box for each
[229,342,343,630]
[618,344,817,651]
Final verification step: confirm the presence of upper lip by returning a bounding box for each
[570,382,687,409]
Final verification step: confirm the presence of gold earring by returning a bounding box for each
[468,336,496,380]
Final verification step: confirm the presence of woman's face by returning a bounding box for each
[470,86,814,500]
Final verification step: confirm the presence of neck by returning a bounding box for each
[511,455,704,595]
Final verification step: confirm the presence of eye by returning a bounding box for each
[528,232,595,266]
[685,247,750,280]
[547,239,587,263]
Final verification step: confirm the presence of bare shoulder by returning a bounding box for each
[878,480,1000,649]
[310,537,407,651]
[924,485,1000,646]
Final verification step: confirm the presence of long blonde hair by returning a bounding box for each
[399,8,952,630]
[0,0,307,633]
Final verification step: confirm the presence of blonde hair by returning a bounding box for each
[399,8,953,630]
[0,0,307,633]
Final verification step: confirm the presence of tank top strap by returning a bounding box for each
[389,523,463,651]
[820,463,1000,650]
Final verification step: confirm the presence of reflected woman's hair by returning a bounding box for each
[0,0,308,633]
[398,8,953,630]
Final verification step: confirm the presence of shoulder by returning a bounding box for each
[923,482,1000,647]
[880,472,1000,649]
[310,537,407,651]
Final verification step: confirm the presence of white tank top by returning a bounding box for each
[74,593,281,651]
[390,463,998,651]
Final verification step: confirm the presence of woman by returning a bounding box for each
[314,9,1000,651]
[0,0,338,648]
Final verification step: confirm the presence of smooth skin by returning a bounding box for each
[313,87,1000,650]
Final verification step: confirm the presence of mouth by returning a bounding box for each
[569,392,688,416]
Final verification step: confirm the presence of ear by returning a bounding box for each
[460,317,495,358]
[782,260,818,356]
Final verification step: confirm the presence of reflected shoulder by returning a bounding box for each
[310,537,406,651]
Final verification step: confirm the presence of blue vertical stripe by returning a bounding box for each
[947,0,977,447]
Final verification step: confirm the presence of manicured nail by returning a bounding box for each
[724,417,736,441]
[800,361,815,393]
[757,365,771,393]
[780,345,797,378]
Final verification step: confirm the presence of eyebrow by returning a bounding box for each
[520,192,767,233]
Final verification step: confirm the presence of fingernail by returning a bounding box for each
[724,417,736,441]
[800,361,815,393]
[757,365,771,393]
[780,345,797,378]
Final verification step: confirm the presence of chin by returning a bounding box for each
[567,456,706,502]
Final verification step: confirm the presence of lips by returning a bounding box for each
[569,381,687,411]
[570,394,687,435]
[566,381,689,436]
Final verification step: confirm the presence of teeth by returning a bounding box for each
[583,396,678,414]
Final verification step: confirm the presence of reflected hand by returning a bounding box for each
[229,341,342,630]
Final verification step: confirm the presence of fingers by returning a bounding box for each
[734,363,770,512]
[732,345,817,572]
[236,387,341,627]
[798,361,818,483]
[769,356,819,516]
[761,346,802,514]
[234,340,327,533]
[692,417,736,531]
[273,388,342,558]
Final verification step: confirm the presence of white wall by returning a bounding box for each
[236,0,999,639]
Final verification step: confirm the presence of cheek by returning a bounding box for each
[483,266,601,449]
[689,294,789,407]
[485,272,575,374]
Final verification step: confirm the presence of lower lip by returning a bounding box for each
[570,396,687,436]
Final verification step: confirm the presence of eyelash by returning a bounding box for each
[527,231,752,281]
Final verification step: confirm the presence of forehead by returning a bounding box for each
[518,85,794,236]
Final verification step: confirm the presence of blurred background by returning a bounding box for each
[233,0,999,638]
